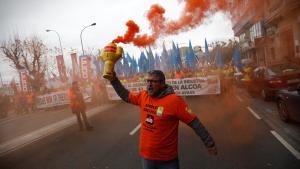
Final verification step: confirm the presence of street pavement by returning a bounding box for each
[0,87,300,169]
[0,103,116,156]
[234,87,300,154]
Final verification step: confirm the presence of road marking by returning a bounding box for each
[235,95,243,102]
[129,123,141,136]
[247,107,261,120]
[0,117,75,157]
[265,108,273,113]
[0,104,115,157]
[270,130,300,160]
[0,110,66,126]
[0,116,28,126]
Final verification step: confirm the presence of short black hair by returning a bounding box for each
[147,70,165,82]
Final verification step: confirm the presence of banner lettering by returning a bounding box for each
[36,90,92,109]
[106,75,220,100]
[79,56,92,80]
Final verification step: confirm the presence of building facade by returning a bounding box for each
[232,0,300,66]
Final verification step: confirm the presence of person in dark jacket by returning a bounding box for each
[108,70,217,169]
[68,81,93,131]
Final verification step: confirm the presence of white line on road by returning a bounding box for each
[129,123,141,136]
[247,107,262,120]
[0,104,115,157]
[0,116,76,157]
[270,130,300,160]
[0,115,28,126]
[235,95,243,102]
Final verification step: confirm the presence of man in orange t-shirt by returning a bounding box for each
[109,70,217,169]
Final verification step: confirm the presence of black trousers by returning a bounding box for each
[72,109,92,130]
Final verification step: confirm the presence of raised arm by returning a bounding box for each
[109,74,130,103]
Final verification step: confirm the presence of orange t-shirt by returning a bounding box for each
[129,91,196,161]
[68,89,85,110]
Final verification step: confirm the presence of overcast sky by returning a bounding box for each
[0,0,234,81]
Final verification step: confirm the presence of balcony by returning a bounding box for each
[265,0,300,25]
[232,11,255,36]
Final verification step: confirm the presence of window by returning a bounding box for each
[250,22,264,41]
[239,33,246,42]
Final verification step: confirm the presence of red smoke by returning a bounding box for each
[113,0,261,47]
[113,0,213,47]
[113,20,140,44]
[112,4,165,47]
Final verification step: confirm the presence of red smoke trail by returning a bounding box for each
[113,20,140,44]
[165,0,210,34]
[113,0,261,47]
[112,4,166,47]
[113,0,213,47]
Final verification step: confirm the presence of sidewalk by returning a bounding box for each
[0,103,116,157]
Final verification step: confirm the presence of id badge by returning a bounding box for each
[156,106,164,117]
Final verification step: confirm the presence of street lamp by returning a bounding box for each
[80,23,96,57]
[45,29,64,56]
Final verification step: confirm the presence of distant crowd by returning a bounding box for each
[0,64,251,119]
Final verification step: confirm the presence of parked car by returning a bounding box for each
[276,85,300,122]
[248,62,300,101]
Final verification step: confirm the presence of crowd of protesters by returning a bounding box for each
[116,64,243,96]
[0,62,253,119]
[0,91,33,118]
[0,93,10,118]
[0,76,109,119]
[13,92,35,114]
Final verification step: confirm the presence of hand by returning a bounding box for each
[109,71,117,81]
[207,146,218,155]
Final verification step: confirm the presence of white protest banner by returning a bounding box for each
[35,90,92,109]
[106,75,220,100]
[166,75,220,95]
[36,91,69,109]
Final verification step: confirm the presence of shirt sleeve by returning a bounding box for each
[175,96,196,124]
[128,91,143,106]
[110,77,130,102]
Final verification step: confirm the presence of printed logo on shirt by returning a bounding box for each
[185,106,192,114]
[146,114,154,125]
[144,104,158,115]
[156,106,164,117]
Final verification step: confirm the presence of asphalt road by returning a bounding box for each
[0,90,300,169]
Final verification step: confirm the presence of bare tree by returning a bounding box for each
[1,36,47,92]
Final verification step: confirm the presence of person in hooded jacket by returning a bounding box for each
[68,81,93,131]
[109,70,217,169]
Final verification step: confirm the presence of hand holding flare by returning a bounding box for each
[99,42,123,81]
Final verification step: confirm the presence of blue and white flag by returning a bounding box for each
[233,47,243,71]
[204,38,210,63]
[216,47,224,68]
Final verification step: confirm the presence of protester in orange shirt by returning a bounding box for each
[109,70,217,169]
[26,92,35,113]
[68,81,93,131]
